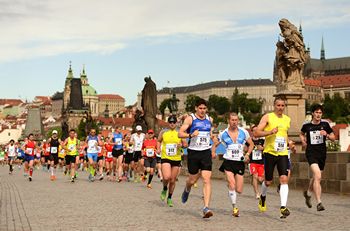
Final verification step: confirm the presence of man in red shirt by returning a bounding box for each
[142,129,158,188]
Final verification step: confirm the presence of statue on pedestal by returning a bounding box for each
[276,18,309,92]
[141,76,158,132]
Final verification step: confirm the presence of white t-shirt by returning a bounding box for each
[131,133,145,152]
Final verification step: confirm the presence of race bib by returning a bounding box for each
[310,131,323,145]
[226,144,244,161]
[128,146,134,153]
[274,137,286,152]
[146,148,154,157]
[107,151,113,158]
[50,147,58,153]
[26,148,33,155]
[87,140,97,153]
[115,138,122,146]
[252,149,262,160]
[68,144,76,151]
[194,131,210,147]
[135,142,142,151]
[46,147,50,152]
[165,144,177,156]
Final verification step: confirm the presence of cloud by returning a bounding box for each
[0,0,349,62]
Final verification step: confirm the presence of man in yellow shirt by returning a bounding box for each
[63,129,78,183]
[254,96,291,218]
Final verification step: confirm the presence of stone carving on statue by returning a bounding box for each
[132,109,147,132]
[61,121,69,140]
[276,18,309,92]
[141,76,158,132]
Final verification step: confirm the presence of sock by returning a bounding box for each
[89,165,94,175]
[261,181,268,197]
[148,174,154,184]
[163,185,168,191]
[168,193,172,199]
[29,168,33,177]
[228,190,237,207]
[307,190,312,197]
[280,184,289,207]
[50,167,54,176]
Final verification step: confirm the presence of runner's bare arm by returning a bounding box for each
[178,116,192,138]
[254,114,275,137]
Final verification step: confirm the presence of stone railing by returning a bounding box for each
[181,152,350,194]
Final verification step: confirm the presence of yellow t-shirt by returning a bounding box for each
[161,129,182,161]
[58,146,66,158]
[66,137,78,156]
[263,112,290,156]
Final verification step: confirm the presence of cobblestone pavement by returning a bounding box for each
[0,165,349,231]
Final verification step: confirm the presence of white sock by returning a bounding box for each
[261,181,268,197]
[280,184,289,207]
[50,167,54,176]
[228,190,237,206]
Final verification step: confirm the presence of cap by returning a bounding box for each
[136,125,142,131]
[147,129,154,134]
[168,115,177,123]
[52,130,58,134]
[43,139,46,142]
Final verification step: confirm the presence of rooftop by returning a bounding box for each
[98,94,125,101]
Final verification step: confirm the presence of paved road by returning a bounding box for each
[0,165,349,231]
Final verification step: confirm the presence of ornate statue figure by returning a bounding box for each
[169,93,179,113]
[276,18,309,91]
[141,76,158,132]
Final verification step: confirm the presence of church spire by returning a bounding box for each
[80,64,88,85]
[299,23,303,37]
[66,61,74,79]
[320,36,325,60]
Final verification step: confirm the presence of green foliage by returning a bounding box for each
[208,94,231,115]
[184,94,201,113]
[327,140,340,151]
[321,93,350,123]
[77,118,100,140]
[159,98,172,115]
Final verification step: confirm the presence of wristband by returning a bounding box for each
[188,133,192,139]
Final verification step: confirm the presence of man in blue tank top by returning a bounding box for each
[111,126,124,182]
[178,98,215,218]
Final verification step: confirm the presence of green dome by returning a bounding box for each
[82,85,97,96]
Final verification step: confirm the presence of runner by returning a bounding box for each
[213,113,253,217]
[63,129,78,182]
[23,134,37,181]
[47,130,62,181]
[111,126,124,182]
[300,104,335,211]
[254,96,291,218]
[130,125,145,182]
[41,139,50,172]
[7,139,17,174]
[97,134,105,181]
[104,136,114,181]
[123,133,134,181]
[178,98,215,218]
[249,125,265,199]
[158,115,188,207]
[86,129,102,182]
[141,129,158,189]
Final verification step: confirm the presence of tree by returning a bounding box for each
[320,93,350,123]
[208,94,231,115]
[184,94,201,112]
[77,118,100,140]
[159,98,172,115]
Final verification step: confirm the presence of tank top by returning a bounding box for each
[263,112,290,156]
[25,141,36,156]
[50,138,60,154]
[187,113,211,151]
[67,137,78,156]
[161,129,182,161]
[113,132,123,150]
[105,143,113,158]
[219,128,250,161]
[8,145,16,157]
[142,138,157,158]
[87,135,99,153]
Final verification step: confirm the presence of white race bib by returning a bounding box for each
[107,151,113,158]
[115,138,122,146]
[194,131,210,148]
[26,148,33,155]
[252,149,262,160]
[128,146,134,153]
[135,142,142,151]
[165,144,177,156]
[68,144,76,151]
[50,147,58,153]
[87,140,98,153]
[225,144,244,161]
[310,131,323,145]
[274,137,286,152]
[146,148,154,157]
[46,147,50,152]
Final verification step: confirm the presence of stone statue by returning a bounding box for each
[132,109,147,133]
[61,120,69,140]
[276,18,309,92]
[169,93,179,113]
[141,76,158,132]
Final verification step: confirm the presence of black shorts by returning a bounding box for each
[156,157,161,163]
[79,156,85,161]
[133,151,142,162]
[112,149,124,158]
[264,153,289,181]
[124,152,133,164]
[144,157,157,168]
[49,154,59,165]
[42,155,50,162]
[219,159,245,176]
[161,159,182,167]
[306,153,326,171]
[97,156,104,162]
[65,155,76,165]
[187,149,212,175]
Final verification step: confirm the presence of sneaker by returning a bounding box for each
[258,196,267,212]
[167,198,174,207]
[303,191,312,208]
[256,194,260,200]
[50,175,55,181]
[117,177,122,183]
[28,176,32,182]
[202,207,213,218]
[181,188,190,204]
[99,174,104,181]
[280,207,290,219]
[232,207,240,217]
[317,203,325,211]
[147,184,152,189]
[160,190,167,201]
[88,174,93,182]
[74,172,78,179]
[71,177,75,183]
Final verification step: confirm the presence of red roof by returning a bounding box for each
[332,124,348,140]
[304,79,321,87]
[98,94,125,101]
[0,99,24,106]
[34,96,51,104]
[96,117,169,128]
[320,74,350,88]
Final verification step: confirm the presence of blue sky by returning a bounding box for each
[0,0,349,105]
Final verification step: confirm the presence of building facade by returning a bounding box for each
[98,94,125,117]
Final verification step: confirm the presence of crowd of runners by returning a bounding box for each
[0,96,335,219]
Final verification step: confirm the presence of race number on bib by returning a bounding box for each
[107,152,113,158]
[226,144,244,161]
[166,144,177,156]
[310,131,323,145]
[252,149,262,160]
[135,142,142,151]
[274,137,286,152]
[146,148,154,157]
[50,147,58,153]
[194,131,210,147]
[68,144,75,151]
[26,148,33,155]
[115,138,122,146]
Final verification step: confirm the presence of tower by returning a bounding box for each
[63,62,74,110]
[321,36,325,61]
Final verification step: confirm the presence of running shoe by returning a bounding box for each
[317,203,325,211]
[99,174,104,181]
[202,207,213,218]
[29,176,32,182]
[232,207,240,217]
[167,198,174,207]
[50,175,55,181]
[181,188,190,204]
[280,207,290,219]
[303,191,312,208]
[160,190,167,201]
[258,196,267,212]
[147,184,152,189]
[71,177,75,183]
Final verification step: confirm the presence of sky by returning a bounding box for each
[0,0,349,105]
